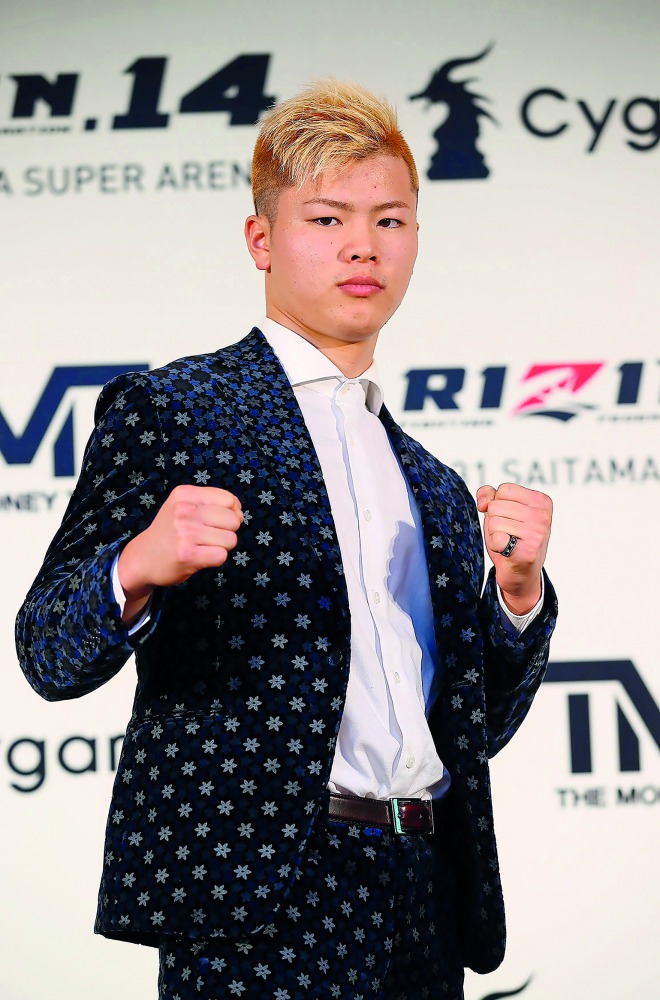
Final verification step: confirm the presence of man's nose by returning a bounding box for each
[349,248,376,262]
[339,221,378,263]
[340,237,377,263]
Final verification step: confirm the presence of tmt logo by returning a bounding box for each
[545,661,660,776]
[403,360,657,422]
[0,365,149,477]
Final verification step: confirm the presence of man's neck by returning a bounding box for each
[265,309,377,378]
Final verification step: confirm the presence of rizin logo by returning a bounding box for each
[513,363,604,421]
[410,45,496,180]
[402,359,656,423]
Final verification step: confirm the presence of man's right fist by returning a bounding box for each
[117,485,243,623]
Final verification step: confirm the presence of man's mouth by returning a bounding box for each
[337,276,384,297]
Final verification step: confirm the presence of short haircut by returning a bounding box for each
[252,79,419,222]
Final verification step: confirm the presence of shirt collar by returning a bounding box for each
[258,316,384,415]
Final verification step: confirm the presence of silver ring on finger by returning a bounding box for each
[501,535,518,558]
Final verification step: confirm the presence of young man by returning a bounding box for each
[17,81,556,1000]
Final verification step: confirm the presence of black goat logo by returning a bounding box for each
[410,45,496,180]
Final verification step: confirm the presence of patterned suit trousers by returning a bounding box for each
[158,810,465,1000]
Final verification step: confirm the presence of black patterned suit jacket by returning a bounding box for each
[16,328,557,973]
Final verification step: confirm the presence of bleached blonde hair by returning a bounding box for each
[252,79,419,222]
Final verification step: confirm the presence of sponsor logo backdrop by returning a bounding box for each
[1,1,657,998]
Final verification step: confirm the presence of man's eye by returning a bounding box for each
[313,217,339,226]
[378,218,402,228]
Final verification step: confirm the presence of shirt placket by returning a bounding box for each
[335,379,421,786]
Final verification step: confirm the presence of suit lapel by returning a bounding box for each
[213,328,345,576]
[379,403,455,592]
[211,332,478,693]
[380,406,482,694]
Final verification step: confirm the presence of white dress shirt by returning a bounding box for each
[113,319,543,800]
[260,318,449,800]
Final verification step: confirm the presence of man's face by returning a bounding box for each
[247,155,418,353]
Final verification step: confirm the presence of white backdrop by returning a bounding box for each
[1,2,658,998]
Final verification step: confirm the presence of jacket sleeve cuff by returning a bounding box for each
[496,574,545,634]
[110,553,154,636]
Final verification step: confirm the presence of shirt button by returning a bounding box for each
[373,591,381,604]
[364,510,372,522]
[394,672,401,684]
[405,755,415,769]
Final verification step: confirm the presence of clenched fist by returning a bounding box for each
[117,485,243,624]
[476,482,552,616]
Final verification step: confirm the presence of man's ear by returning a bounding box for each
[245,215,271,272]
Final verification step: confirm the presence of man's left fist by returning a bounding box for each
[476,482,553,616]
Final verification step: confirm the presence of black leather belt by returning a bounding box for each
[328,792,435,835]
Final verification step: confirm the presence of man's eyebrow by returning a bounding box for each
[372,200,412,212]
[302,198,413,212]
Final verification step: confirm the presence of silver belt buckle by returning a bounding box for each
[390,797,434,835]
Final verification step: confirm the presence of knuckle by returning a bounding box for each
[175,541,193,566]
[531,509,550,532]
[172,504,193,527]
[223,511,241,531]
[530,488,552,509]
[172,483,193,501]
[224,531,238,549]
